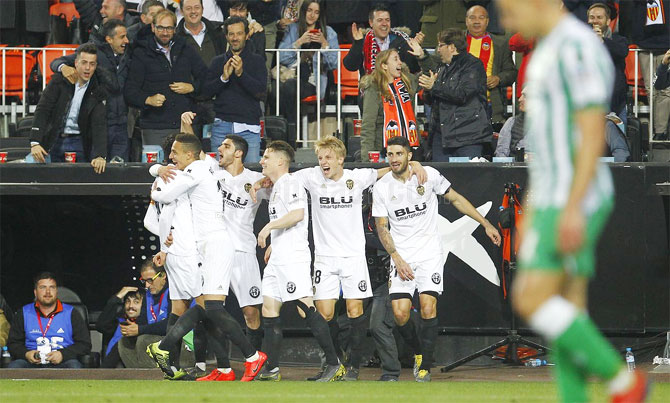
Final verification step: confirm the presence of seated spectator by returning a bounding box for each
[7,272,91,368]
[465,5,517,126]
[655,49,670,92]
[96,287,144,367]
[495,86,528,158]
[0,294,12,348]
[409,29,492,161]
[29,43,109,174]
[359,49,420,161]
[275,0,338,141]
[605,113,631,162]
[127,0,166,43]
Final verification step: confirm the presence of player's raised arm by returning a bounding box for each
[444,188,501,246]
[257,208,305,249]
[150,171,196,204]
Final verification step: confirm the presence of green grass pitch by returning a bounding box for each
[1,380,668,402]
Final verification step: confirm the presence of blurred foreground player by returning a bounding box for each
[497,0,649,401]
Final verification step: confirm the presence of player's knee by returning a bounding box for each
[420,304,436,319]
[346,302,363,318]
[320,311,334,322]
[243,307,261,328]
[393,310,410,326]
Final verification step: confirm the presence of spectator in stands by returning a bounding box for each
[279,0,301,28]
[410,29,492,160]
[495,86,527,158]
[465,5,517,126]
[359,49,420,161]
[30,44,109,174]
[275,0,339,142]
[74,0,139,39]
[0,0,50,47]
[587,3,628,125]
[0,294,12,348]
[127,0,166,43]
[176,0,227,67]
[51,19,132,162]
[228,1,267,60]
[204,16,267,162]
[563,0,604,24]
[343,3,422,77]
[655,49,670,91]
[7,272,91,368]
[124,10,209,148]
[96,287,143,367]
[246,0,280,70]
[605,114,631,162]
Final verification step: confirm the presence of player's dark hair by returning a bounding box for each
[140,260,165,275]
[224,15,249,35]
[369,3,391,21]
[438,28,467,53]
[179,0,203,10]
[174,132,202,156]
[75,43,97,60]
[102,19,125,39]
[386,135,411,152]
[267,140,295,163]
[161,133,177,162]
[33,271,58,288]
[141,0,164,15]
[226,134,249,161]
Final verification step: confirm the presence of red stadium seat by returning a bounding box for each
[1,47,37,100]
[49,1,80,27]
[625,44,647,97]
[38,44,77,84]
[332,44,359,100]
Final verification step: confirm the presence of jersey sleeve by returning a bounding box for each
[151,170,196,204]
[291,167,314,190]
[283,177,307,212]
[143,201,160,236]
[559,39,614,111]
[353,168,378,189]
[371,183,388,218]
[428,167,451,195]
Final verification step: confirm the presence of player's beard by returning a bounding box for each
[391,158,409,175]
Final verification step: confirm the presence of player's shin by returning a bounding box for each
[204,300,256,358]
[396,318,421,355]
[263,316,282,369]
[348,315,367,369]
[304,305,340,366]
[247,325,264,352]
[418,317,438,371]
[552,344,588,403]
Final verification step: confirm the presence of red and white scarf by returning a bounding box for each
[382,78,419,148]
[363,29,411,75]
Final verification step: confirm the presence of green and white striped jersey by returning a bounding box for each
[524,14,614,214]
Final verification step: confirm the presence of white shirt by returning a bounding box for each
[293,167,377,257]
[267,173,311,265]
[214,168,268,253]
[372,167,451,263]
[63,80,89,134]
[151,160,227,242]
[185,22,207,47]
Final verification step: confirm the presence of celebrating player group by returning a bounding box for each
[143,127,500,382]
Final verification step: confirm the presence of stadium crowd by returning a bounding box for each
[1,0,669,393]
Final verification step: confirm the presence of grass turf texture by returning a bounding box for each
[1,380,668,402]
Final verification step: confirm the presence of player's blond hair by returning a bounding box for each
[314,136,346,159]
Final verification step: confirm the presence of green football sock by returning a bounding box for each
[552,344,587,403]
[554,313,622,380]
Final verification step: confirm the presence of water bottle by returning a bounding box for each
[1,346,11,368]
[524,358,547,367]
[625,348,636,372]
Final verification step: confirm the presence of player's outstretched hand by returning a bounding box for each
[153,251,167,267]
[258,225,271,248]
[409,161,427,184]
[395,257,414,281]
[557,206,584,254]
[250,177,273,202]
[264,245,272,264]
[485,223,502,246]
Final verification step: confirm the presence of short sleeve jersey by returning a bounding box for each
[293,167,378,257]
[524,14,614,213]
[372,166,451,263]
[267,173,311,265]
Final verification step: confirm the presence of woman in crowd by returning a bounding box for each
[360,48,422,161]
[275,0,339,141]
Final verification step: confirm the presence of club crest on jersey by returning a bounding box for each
[417,185,425,195]
[431,273,441,284]
[249,286,260,298]
[244,183,252,193]
[287,282,296,294]
[346,179,354,190]
[358,280,367,292]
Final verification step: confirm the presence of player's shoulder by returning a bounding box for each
[242,168,265,182]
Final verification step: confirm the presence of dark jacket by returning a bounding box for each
[0,0,50,32]
[620,0,670,50]
[30,72,109,160]
[204,45,267,125]
[422,52,492,148]
[50,35,130,127]
[124,34,209,130]
[247,0,282,26]
[487,33,517,124]
[655,61,670,90]
[343,30,421,76]
[73,0,139,38]
[96,293,171,340]
[175,17,227,67]
[603,33,629,114]
[8,301,91,363]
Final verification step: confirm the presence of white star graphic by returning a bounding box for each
[436,201,500,286]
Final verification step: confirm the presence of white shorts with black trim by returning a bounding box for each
[388,254,445,297]
[164,253,202,300]
[229,250,263,307]
[313,255,372,300]
[262,260,312,302]
[199,232,234,296]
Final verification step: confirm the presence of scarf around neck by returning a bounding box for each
[382,77,419,148]
[363,28,411,75]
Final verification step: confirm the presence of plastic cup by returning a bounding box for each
[144,151,158,163]
[368,151,380,163]
[64,152,77,163]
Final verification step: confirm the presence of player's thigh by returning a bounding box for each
[229,251,263,308]
[171,299,190,315]
[276,261,313,302]
[512,270,565,319]
[262,296,282,317]
[561,276,589,310]
[340,255,373,300]
[165,254,202,300]
[414,255,445,297]
[312,256,341,301]
[418,292,437,319]
[200,237,234,296]
[315,299,337,321]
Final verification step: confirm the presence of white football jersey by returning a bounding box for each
[293,167,377,257]
[214,168,268,253]
[267,173,311,265]
[151,160,227,242]
[372,166,451,263]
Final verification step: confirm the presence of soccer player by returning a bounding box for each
[147,133,266,381]
[291,136,426,380]
[372,136,500,382]
[497,0,648,401]
[255,140,344,382]
[196,135,268,381]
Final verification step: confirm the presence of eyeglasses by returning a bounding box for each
[155,25,175,32]
[140,271,163,285]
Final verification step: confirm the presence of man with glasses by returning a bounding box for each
[125,9,209,149]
